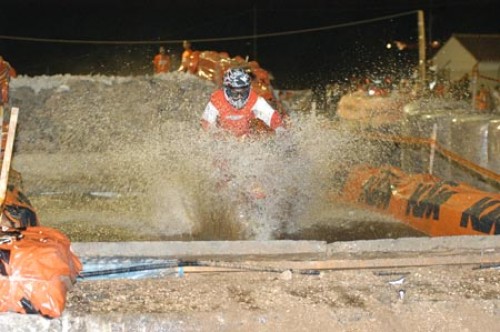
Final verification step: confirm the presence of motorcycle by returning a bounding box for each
[208,121,301,240]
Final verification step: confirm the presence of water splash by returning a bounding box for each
[10,73,407,241]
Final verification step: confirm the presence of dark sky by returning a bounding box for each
[0,0,498,88]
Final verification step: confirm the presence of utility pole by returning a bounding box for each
[418,10,427,85]
[253,5,258,60]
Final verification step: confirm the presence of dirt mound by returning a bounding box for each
[10,73,212,153]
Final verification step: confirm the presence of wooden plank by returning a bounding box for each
[256,252,500,271]
[0,107,19,206]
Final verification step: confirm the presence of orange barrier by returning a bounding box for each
[1,122,39,229]
[0,108,79,318]
[1,183,39,229]
[195,51,232,85]
[0,226,82,317]
[339,164,499,236]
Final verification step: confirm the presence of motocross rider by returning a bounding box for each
[201,67,284,137]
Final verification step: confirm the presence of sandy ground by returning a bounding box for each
[64,263,500,331]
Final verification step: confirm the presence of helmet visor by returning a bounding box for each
[227,86,250,101]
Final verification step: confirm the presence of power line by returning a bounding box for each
[0,10,418,45]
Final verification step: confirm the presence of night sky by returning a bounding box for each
[0,0,498,88]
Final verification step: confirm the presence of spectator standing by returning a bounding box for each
[177,40,193,72]
[0,55,17,106]
[152,46,171,74]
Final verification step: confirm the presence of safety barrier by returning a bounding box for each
[0,226,82,318]
[0,107,80,318]
[339,164,499,236]
[333,128,500,237]
[1,109,39,229]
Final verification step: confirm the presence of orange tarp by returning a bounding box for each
[196,51,229,85]
[187,51,275,101]
[0,226,82,318]
[339,165,499,236]
[2,122,39,229]
[1,183,39,229]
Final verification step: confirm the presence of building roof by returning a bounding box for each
[453,34,500,62]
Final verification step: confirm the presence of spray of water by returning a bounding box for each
[10,73,407,241]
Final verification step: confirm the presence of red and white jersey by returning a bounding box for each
[201,89,283,137]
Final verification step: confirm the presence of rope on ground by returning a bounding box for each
[193,261,320,275]
[361,132,500,184]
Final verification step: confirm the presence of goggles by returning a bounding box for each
[227,86,250,100]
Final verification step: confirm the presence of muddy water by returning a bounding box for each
[9,73,423,241]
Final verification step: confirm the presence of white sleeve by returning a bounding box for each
[252,96,276,127]
[201,101,219,125]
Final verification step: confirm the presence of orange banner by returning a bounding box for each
[340,165,499,236]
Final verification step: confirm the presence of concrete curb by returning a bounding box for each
[327,235,500,256]
[0,312,191,332]
[72,240,328,261]
[72,236,500,261]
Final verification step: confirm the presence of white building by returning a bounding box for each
[432,34,500,89]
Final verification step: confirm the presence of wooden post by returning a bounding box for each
[0,105,3,172]
[311,101,317,117]
[253,4,258,60]
[0,107,19,206]
[471,64,479,111]
[418,10,427,86]
[429,123,437,175]
[0,105,4,153]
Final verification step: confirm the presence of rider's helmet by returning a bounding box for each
[223,68,252,109]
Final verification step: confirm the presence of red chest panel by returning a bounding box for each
[210,90,259,136]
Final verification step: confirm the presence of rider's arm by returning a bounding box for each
[252,96,283,130]
[201,101,219,130]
